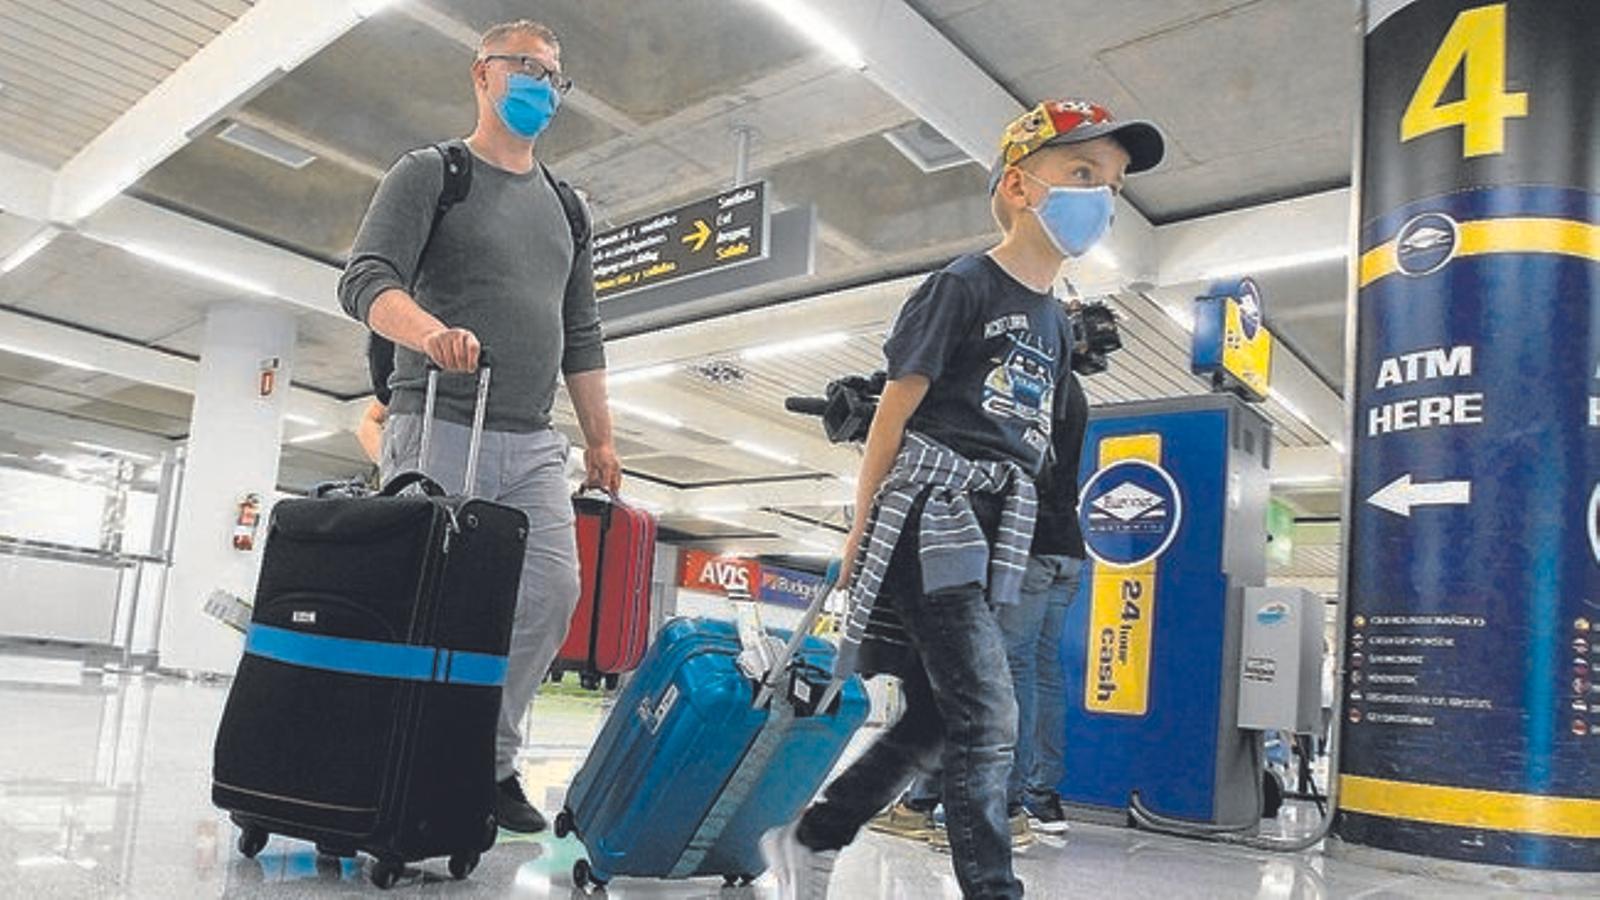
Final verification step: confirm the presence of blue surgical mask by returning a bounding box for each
[1022,172,1115,258]
[495,73,560,140]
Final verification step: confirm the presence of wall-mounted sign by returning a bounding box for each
[592,182,769,300]
[1192,277,1273,402]
[759,564,826,610]
[679,549,762,597]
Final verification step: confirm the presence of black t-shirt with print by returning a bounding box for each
[883,253,1073,477]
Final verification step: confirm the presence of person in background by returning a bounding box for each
[762,100,1163,900]
[1000,366,1089,834]
[337,18,620,834]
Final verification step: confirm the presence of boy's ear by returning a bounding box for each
[999,167,1030,210]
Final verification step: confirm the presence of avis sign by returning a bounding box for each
[680,549,762,597]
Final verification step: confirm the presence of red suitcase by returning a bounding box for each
[553,493,657,689]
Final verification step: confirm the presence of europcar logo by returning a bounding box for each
[1236,277,1263,340]
[1079,459,1183,568]
[1395,212,1459,277]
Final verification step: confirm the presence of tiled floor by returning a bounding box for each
[0,654,1585,899]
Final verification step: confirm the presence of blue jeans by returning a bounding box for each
[998,554,1084,809]
[905,555,1085,814]
[798,583,1021,899]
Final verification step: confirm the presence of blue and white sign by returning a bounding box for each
[1236,277,1264,339]
[1393,211,1459,277]
[759,564,825,610]
[1255,601,1291,627]
[1079,459,1184,568]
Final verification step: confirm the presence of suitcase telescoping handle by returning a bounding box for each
[419,348,492,498]
[752,559,844,710]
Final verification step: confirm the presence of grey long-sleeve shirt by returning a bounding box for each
[338,147,605,433]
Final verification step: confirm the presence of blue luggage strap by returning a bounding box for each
[668,699,797,878]
[244,624,508,687]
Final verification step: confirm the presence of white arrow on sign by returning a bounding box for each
[1367,473,1472,517]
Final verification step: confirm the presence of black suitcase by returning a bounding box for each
[212,359,528,888]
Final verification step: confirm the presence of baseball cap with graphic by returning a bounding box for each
[987,99,1165,194]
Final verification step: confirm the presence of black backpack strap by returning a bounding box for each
[408,140,474,292]
[435,140,473,210]
[541,163,591,253]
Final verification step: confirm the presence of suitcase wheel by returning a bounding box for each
[604,673,620,691]
[448,852,479,880]
[371,858,405,890]
[237,825,268,859]
[724,873,757,887]
[550,669,565,683]
[580,673,600,690]
[553,809,575,839]
[573,858,606,890]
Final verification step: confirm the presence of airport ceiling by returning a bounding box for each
[0,0,1356,574]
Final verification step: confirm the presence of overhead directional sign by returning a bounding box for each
[591,182,769,301]
[1365,473,1471,517]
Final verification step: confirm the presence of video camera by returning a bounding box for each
[784,302,1123,443]
[784,371,885,445]
[1070,300,1123,376]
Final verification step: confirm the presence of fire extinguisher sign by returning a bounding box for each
[233,493,262,551]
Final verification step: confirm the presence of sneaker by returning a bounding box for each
[928,811,1033,852]
[865,801,940,842]
[494,775,548,834]
[761,821,837,900]
[1024,795,1071,835]
[1010,811,1036,848]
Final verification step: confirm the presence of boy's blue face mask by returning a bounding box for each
[495,72,560,140]
[1021,170,1115,258]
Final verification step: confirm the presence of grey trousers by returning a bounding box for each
[382,414,581,781]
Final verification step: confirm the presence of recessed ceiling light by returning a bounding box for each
[749,0,866,70]
[610,400,682,429]
[287,430,336,445]
[217,121,318,170]
[116,242,274,296]
[0,341,96,372]
[740,332,849,361]
[72,441,155,463]
[734,439,799,466]
[883,120,971,173]
[0,228,59,274]
[610,364,677,385]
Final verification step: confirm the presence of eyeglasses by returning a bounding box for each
[480,54,574,94]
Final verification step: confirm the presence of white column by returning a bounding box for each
[158,302,296,674]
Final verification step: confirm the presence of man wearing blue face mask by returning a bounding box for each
[338,19,617,835]
[763,100,1161,900]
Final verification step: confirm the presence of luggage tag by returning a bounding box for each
[203,589,254,633]
[730,586,770,680]
[785,664,838,717]
[729,586,783,682]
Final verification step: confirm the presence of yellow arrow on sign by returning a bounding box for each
[682,219,712,253]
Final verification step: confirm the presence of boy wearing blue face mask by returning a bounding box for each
[338,20,619,835]
[762,100,1162,900]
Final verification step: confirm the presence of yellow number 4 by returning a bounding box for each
[1400,3,1528,157]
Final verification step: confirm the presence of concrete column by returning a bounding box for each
[158,302,296,675]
